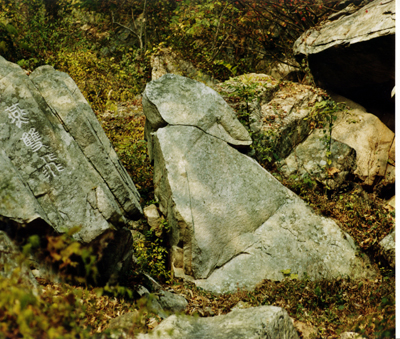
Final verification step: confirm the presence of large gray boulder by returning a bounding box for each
[0,56,142,283]
[137,306,300,339]
[143,74,376,294]
[293,0,395,131]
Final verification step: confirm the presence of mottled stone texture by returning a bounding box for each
[0,56,142,284]
[137,306,300,339]
[143,74,377,294]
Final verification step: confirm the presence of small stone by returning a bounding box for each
[156,290,188,314]
[143,205,160,230]
[340,332,367,339]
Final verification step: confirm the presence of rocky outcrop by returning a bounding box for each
[107,311,139,338]
[219,75,327,160]
[278,107,395,191]
[215,73,280,134]
[278,129,357,190]
[143,74,376,294]
[0,56,142,284]
[218,75,395,192]
[137,306,299,339]
[331,109,395,188]
[293,0,395,131]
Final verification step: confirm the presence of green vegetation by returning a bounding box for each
[0,0,393,338]
[0,229,153,338]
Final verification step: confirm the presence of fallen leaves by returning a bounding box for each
[326,166,340,177]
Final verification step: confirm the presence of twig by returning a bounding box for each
[111,11,140,39]
[212,1,230,51]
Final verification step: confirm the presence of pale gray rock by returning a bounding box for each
[218,73,395,192]
[215,74,280,134]
[218,77,327,163]
[130,229,145,242]
[379,230,395,268]
[0,150,50,225]
[268,59,300,81]
[136,285,167,319]
[386,195,395,210]
[293,0,395,55]
[279,129,357,190]
[194,196,373,294]
[108,311,139,331]
[143,74,252,162]
[143,204,161,235]
[30,65,142,221]
[0,56,142,284]
[156,290,188,314]
[143,75,377,294]
[137,306,300,339]
[327,2,363,21]
[106,311,139,339]
[339,332,367,339]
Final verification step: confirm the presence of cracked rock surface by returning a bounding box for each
[0,56,142,283]
[143,74,377,294]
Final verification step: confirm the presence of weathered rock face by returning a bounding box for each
[293,0,395,131]
[279,129,357,190]
[218,75,395,192]
[215,73,280,134]
[218,75,327,161]
[258,83,327,160]
[0,56,142,283]
[0,149,51,226]
[137,306,300,339]
[143,73,252,162]
[156,290,188,315]
[143,74,376,294]
[379,230,395,268]
[331,109,395,188]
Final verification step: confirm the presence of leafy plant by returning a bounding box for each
[306,98,344,170]
[133,217,171,283]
